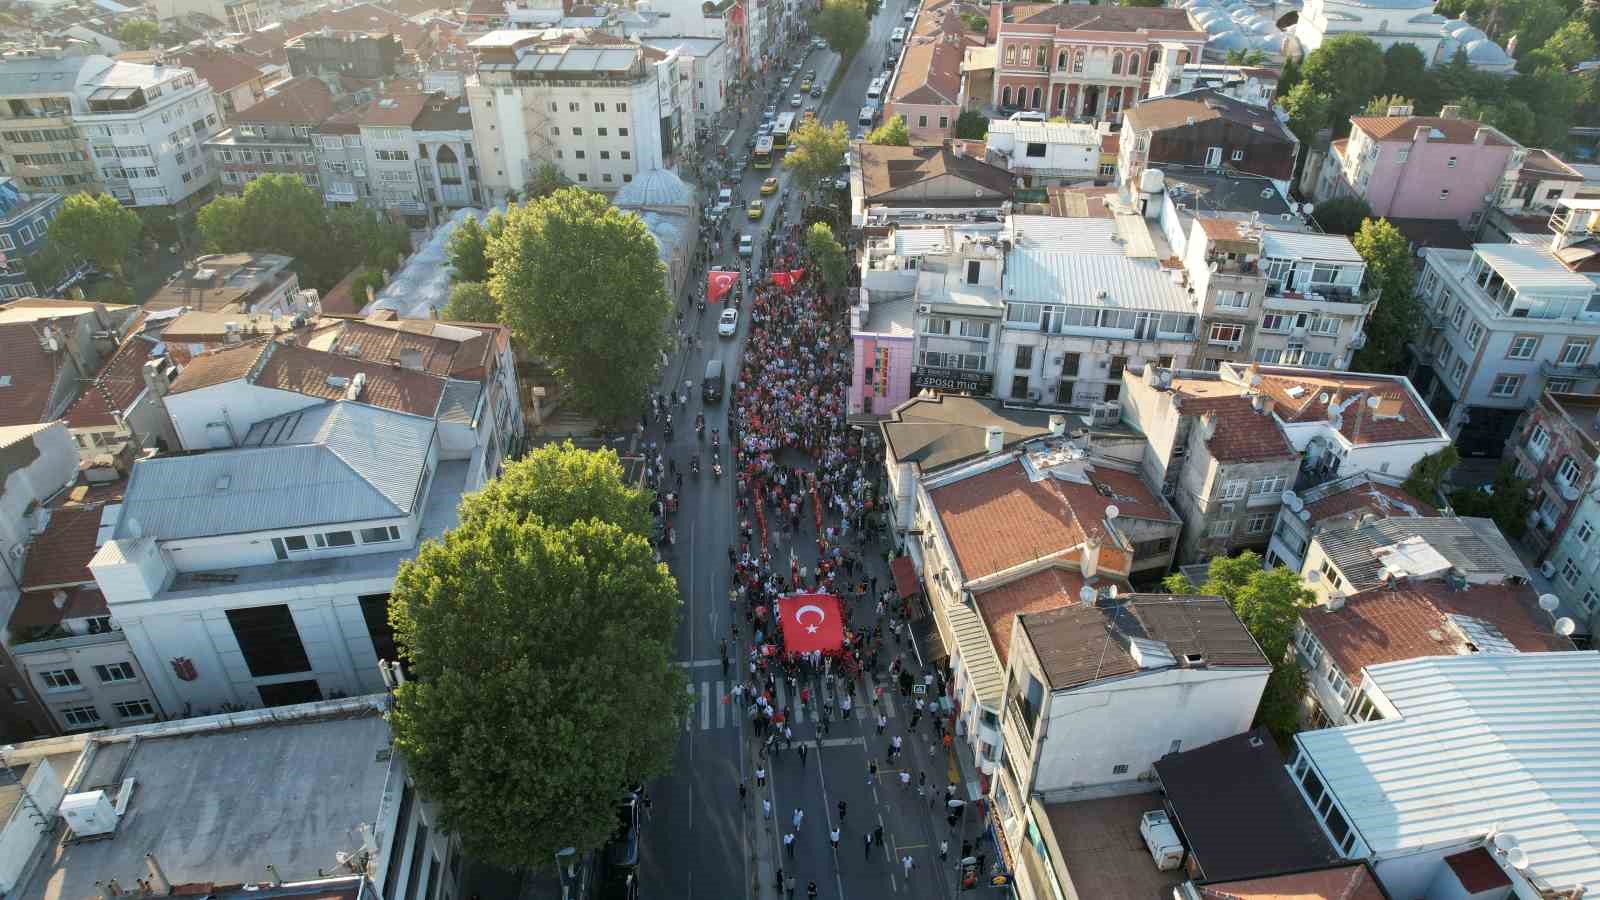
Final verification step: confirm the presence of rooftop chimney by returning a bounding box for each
[1049,414,1067,437]
[1200,412,1218,442]
[984,425,1005,454]
[951,140,965,158]
[1439,104,1462,120]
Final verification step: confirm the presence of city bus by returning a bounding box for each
[753,135,775,168]
[772,112,797,151]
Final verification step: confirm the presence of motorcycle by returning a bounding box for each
[711,429,721,454]
[665,421,675,442]
[697,414,706,440]
[690,456,701,477]
[713,461,723,479]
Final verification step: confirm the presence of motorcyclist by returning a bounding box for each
[691,455,701,475]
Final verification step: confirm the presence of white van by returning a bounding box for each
[858,104,877,127]
[891,27,905,44]
[867,76,886,100]
[902,7,915,21]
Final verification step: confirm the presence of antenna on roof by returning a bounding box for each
[1539,593,1560,612]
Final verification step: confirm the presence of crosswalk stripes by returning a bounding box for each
[679,672,916,734]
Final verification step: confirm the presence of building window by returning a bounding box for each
[1556,455,1582,487]
[598,128,607,137]
[1231,148,1244,161]
[1507,335,1539,359]
[315,530,356,548]
[594,102,606,112]
[41,669,80,690]
[1464,322,1483,348]
[572,127,582,136]
[1208,519,1235,537]
[621,151,631,160]
[1561,557,1581,585]
[918,115,928,127]
[1245,512,1270,534]
[575,150,585,159]
[1111,764,1129,774]
[1490,374,1523,398]
[939,116,949,128]
[619,128,629,137]
[225,604,311,677]
[1216,290,1250,309]
[360,525,401,544]
[569,102,580,112]
[1251,475,1286,495]
[94,662,137,683]
[1577,520,1594,545]
[1548,378,1576,393]
[112,699,156,719]
[617,103,627,112]
[600,151,610,160]
[1439,188,1450,200]
[1208,323,1244,346]
[1447,156,1457,168]
[61,706,100,728]
[1581,590,1598,613]
[1559,339,1592,366]
[578,174,589,182]
[1220,480,1247,501]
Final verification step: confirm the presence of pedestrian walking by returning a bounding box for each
[756,767,767,787]
[763,799,772,819]
[807,881,818,899]
[873,824,884,847]
[792,808,804,830]
[939,840,949,861]
[798,743,809,766]
[902,855,915,878]
[876,713,887,735]
[863,831,873,860]
[838,800,847,822]
[829,827,840,849]
[739,780,747,804]
[784,874,796,899]
[784,832,796,857]
[899,770,911,789]
[866,760,877,785]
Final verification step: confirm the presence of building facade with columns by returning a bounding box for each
[988,3,1206,125]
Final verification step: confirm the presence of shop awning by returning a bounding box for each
[892,555,921,599]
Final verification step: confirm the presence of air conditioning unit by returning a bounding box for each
[1539,560,1557,579]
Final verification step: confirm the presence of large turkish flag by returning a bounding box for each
[778,593,845,656]
[708,270,738,304]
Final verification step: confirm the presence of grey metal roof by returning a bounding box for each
[1006,249,1198,313]
[1314,517,1527,590]
[613,168,695,210]
[0,51,108,98]
[116,401,434,541]
[1010,215,1127,254]
[1474,243,1595,294]
[1260,229,1363,263]
[881,394,1058,473]
[437,378,482,425]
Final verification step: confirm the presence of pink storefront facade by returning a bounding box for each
[989,5,1205,124]
[850,332,915,418]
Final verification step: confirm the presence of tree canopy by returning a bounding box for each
[954,110,990,140]
[487,187,669,424]
[1350,217,1420,373]
[48,193,142,276]
[1301,34,1387,129]
[1163,553,1313,742]
[1224,48,1268,66]
[866,114,910,146]
[1309,195,1373,236]
[804,222,848,295]
[389,443,684,869]
[117,18,160,48]
[784,119,849,192]
[443,281,497,322]
[811,0,868,56]
[446,216,491,283]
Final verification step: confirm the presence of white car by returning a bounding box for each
[718,307,739,337]
[738,234,754,257]
[791,93,803,107]
[716,187,733,211]
[813,38,827,49]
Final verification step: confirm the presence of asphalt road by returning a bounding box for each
[636,6,981,898]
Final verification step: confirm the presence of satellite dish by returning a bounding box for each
[1318,392,1330,404]
[1280,489,1297,508]
[1298,509,1311,521]
[1506,848,1530,870]
[1493,832,1520,852]
[1367,395,1381,409]
[1539,593,1560,612]
[1105,504,1120,520]
[1555,617,1576,637]
[1079,586,1097,604]
[1302,202,1314,216]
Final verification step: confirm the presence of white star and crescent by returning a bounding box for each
[795,603,826,635]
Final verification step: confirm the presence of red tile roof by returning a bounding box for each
[234,77,338,126]
[1304,479,1437,524]
[10,586,109,630]
[0,322,68,427]
[167,340,273,394]
[1255,369,1443,445]
[1196,863,1387,900]
[1300,581,1574,680]
[174,47,264,93]
[1178,389,1295,463]
[309,318,502,379]
[252,341,447,416]
[975,565,1086,665]
[1011,4,1198,32]
[1349,115,1512,147]
[20,505,105,591]
[65,317,164,429]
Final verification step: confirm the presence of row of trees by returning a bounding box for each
[389,442,687,867]
[195,174,412,294]
[812,0,869,57]
[442,187,671,424]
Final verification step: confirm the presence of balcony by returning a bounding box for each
[1263,283,1380,311]
[1348,331,1367,350]
[1540,359,1600,380]
[1555,477,1583,503]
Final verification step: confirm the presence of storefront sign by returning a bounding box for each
[912,367,991,394]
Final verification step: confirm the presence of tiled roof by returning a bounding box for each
[0,322,67,427]
[1019,594,1267,690]
[174,48,264,93]
[1196,864,1387,900]
[253,342,448,416]
[858,144,1014,203]
[234,77,338,125]
[306,320,458,376]
[1349,115,1513,147]
[975,566,1087,666]
[167,340,273,394]
[891,34,964,106]
[931,460,1084,579]
[20,504,106,590]
[65,317,164,429]
[1300,581,1571,680]
[10,586,109,630]
[1010,4,1198,32]
[1255,369,1444,445]
[1303,475,1437,524]
[1520,148,1582,181]
[1180,390,1295,463]
[1124,90,1293,145]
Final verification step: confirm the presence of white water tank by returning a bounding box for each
[1139,169,1165,195]
[61,790,118,836]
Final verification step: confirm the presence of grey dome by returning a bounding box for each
[1195,10,1224,26]
[1436,35,1461,61]
[1448,21,1484,41]
[1258,32,1286,51]
[613,168,694,209]
[1210,29,1252,50]
[1464,38,1510,64]
[1248,19,1274,34]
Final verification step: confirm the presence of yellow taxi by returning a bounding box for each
[800,78,813,92]
[760,177,779,195]
[747,199,765,220]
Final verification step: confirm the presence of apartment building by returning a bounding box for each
[1535,469,1600,629]
[0,298,140,428]
[1264,470,1436,572]
[851,142,1013,228]
[908,428,1177,777]
[154,0,276,30]
[0,180,65,300]
[171,48,269,120]
[1501,148,1588,216]
[1317,108,1522,229]
[1506,390,1600,565]
[286,30,407,82]
[989,3,1205,124]
[206,78,338,196]
[882,0,983,144]
[1408,201,1600,456]
[996,214,1199,406]
[467,29,685,202]
[0,47,110,195]
[1298,516,1527,608]
[74,58,223,210]
[1119,89,1299,197]
[982,118,1102,187]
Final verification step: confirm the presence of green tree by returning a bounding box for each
[1300,34,1387,132]
[328,205,410,272]
[1362,94,1415,116]
[446,215,491,283]
[1224,48,1268,66]
[811,0,868,57]
[1350,218,1420,373]
[784,119,849,192]
[1186,553,1314,742]
[867,114,910,146]
[1458,95,1537,145]
[1403,445,1460,506]
[804,222,848,294]
[1380,43,1430,109]
[388,447,684,869]
[117,18,159,48]
[23,242,73,295]
[48,193,142,276]
[954,110,990,140]
[1277,55,1302,95]
[349,268,386,308]
[1309,195,1373,236]
[525,160,570,199]
[1447,462,1533,538]
[1544,20,1598,66]
[1507,0,1567,52]
[195,194,248,251]
[1280,81,1332,147]
[1507,65,1582,148]
[488,187,669,424]
[458,441,654,535]
[959,11,987,32]
[443,281,498,322]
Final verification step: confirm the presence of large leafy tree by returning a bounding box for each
[811,0,868,56]
[1351,217,1419,373]
[117,18,159,48]
[1163,553,1313,742]
[446,215,491,283]
[867,114,910,146]
[1279,81,1331,148]
[488,188,669,424]
[1380,44,1429,109]
[49,193,142,277]
[1544,20,1598,67]
[443,281,497,322]
[1300,34,1386,133]
[784,120,849,192]
[389,446,684,869]
[954,110,989,140]
[804,222,848,295]
[1309,196,1373,236]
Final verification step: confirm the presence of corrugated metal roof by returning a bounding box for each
[115,401,433,540]
[437,379,482,425]
[1296,652,1600,895]
[1010,215,1127,253]
[948,596,1004,707]
[986,119,1100,146]
[1006,250,1197,313]
[1474,243,1595,294]
[1260,230,1363,263]
[893,228,949,256]
[1314,517,1526,590]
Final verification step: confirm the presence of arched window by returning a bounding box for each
[1031,86,1042,109]
[1111,53,1123,75]
[1057,50,1067,69]
[1002,86,1013,107]
[1129,53,1141,75]
[1073,50,1085,73]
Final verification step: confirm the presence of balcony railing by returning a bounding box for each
[1540,359,1600,379]
[1266,283,1380,306]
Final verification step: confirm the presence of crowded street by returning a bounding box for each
[631,3,989,897]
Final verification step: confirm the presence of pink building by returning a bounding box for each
[850,295,916,418]
[989,4,1205,124]
[1317,110,1524,228]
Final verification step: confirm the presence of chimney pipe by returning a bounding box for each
[984,425,1004,454]
[145,854,170,894]
[266,864,283,887]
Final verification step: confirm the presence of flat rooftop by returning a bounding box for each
[1042,792,1185,900]
[19,706,392,900]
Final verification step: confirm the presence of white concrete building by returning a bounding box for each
[1145,58,1279,107]
[982,119,1103,188]
[636,36,729,122]
[467,29,686,202]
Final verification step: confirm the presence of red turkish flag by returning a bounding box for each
[708,270,738,304]
[789,269,807,285]
[779,593,845,656]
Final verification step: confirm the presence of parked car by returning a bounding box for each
[813,37,827,49]
[718,307,739,337]
[810,84,823,98]
[1139,810,1183,871]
